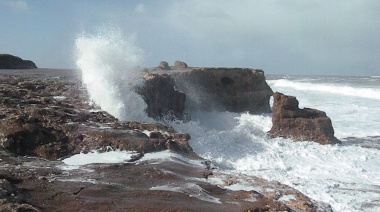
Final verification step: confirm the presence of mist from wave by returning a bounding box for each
[75,26,152,122]
[73,27,380,211]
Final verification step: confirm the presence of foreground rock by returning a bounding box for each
[139,61,273,120]
[0,72,193,160]
[0,150,332,212]
[268,92,340,145]
[0,69,330,211]
[0,54,37,69]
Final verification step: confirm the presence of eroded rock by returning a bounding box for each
[137,73,188,120]
[145,66,273,115]
[268,92,340,145]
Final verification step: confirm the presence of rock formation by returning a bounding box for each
[174,60,188,69]
[0,69,331,211]
[157,61,170,70]
[268,92,340,145]
[0,74,193,160]
[0,54,37,69]
[144,63,273,117]
[136,74,188,121]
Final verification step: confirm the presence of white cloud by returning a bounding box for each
[4,0,28,12]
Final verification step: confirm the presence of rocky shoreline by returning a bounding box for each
[0,69,333,211]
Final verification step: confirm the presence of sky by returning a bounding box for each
[1,0,379,76]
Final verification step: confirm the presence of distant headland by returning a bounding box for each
[0,54,37,69]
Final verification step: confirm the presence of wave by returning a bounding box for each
[75,26,152,122]
[268,79,380,100]
[172,111,380,211]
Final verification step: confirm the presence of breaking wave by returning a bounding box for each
[73,26,380,211]
[269,79,380,100]
[75,26,151,122]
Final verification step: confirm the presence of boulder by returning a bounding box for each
[168,68,273,114]
[174,60,188,69]
[136,74,188,120]
[0,54,37,69]
[157,61,170,70]
[268,92,340,145]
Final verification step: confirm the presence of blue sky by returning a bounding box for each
[1,0,379,76]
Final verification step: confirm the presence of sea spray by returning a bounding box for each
[172,109,380,211]
[75,27,151,122]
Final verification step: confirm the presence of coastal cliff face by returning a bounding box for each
[268,92,340,145]
[138,62,273,120]
[0,54,37,69]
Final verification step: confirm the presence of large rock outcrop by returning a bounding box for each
[170,67,273,113]
[143,62,273,118]
[268,92,340,145]
[0,54,37,69]
[137,73,188,121]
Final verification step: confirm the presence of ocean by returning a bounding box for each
[74,29,380,211]
[170,75,380,212]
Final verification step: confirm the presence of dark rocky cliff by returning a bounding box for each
[0,54,37,69]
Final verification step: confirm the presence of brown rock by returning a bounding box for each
[0,72,193,160]
[268,92,340,145]
[174,60,188,69]
[157,61,170,70]
[0,179,40,211]
[137,73,188,120]
[169,68,273,113]
[0,69,332,212]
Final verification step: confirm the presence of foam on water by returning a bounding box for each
[74,28,380,211]
[268,78,380,138]
[270,79,380,100]
[172,111,380,211]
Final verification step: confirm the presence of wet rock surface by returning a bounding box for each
[0,72,193,160]
[268,92,340,145]
[0,69,330,211]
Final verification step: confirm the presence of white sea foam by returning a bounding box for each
[75,26,151,122]
[172,110,380,211]
[74,27,380,211]
[268,78,380,139]
[62,150,135,166]
[269,79,380,100]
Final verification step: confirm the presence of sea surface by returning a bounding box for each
[74,29,380,211]
[170,75,380,212]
